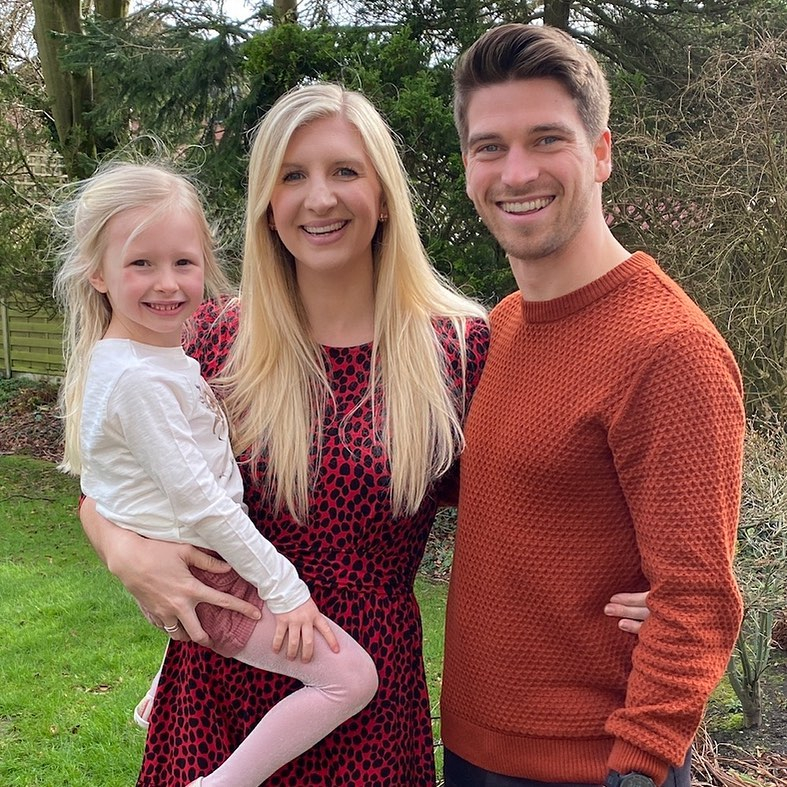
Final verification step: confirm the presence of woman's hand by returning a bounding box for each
[271,598,340,662]
[80,497,261,646]
[604,591,650,635]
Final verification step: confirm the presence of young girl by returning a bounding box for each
[54,161,378,787]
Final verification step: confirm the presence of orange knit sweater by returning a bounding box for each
[441,252,744,784]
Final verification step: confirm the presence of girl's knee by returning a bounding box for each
[344,646,378,708]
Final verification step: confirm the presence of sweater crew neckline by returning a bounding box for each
[520,251,655,324]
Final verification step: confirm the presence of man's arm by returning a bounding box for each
[607,328,745,781]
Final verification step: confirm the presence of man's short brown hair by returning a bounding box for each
[453,24,611,151]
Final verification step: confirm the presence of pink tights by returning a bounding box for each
[157,614,377,787]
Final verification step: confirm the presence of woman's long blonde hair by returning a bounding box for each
[222,83,486,521]
[54,161,229,474]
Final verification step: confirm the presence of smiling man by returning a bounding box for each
[441,24,746,787]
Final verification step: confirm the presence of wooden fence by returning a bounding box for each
[0,299,64,379]
[1,146,66,379]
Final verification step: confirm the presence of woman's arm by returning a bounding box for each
[605,591,650,635]
[80,497,261,646]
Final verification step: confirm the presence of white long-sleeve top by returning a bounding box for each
[80,339,310,614]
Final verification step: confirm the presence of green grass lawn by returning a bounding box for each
[0,455,449,786]
[0,452,772,786]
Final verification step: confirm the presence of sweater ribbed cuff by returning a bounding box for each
[608,740,669,785]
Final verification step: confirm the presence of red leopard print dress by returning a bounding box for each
[137,301,488,787]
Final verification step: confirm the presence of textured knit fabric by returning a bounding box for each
[81,339,310,616]
[138,301,489,787]
[188,559,265,655]
[441,252,744,784]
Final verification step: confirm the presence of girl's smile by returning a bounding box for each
[89,206,206,346]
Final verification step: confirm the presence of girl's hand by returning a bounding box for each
[604,591,650,635]
[79,497,261,646]
[271,598,340,662]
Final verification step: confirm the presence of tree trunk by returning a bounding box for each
[740,680,762,729]
[32,0,128,178]
[95,0,129,17]
[93,0,131,155]
[543,0,571,31]
[32,0,86,175]
[273,0,297,24]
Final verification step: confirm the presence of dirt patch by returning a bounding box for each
[700,646,787,784]
[715,649,787,754]
[0,379,63,463]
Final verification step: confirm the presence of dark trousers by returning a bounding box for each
[444,748,693,787]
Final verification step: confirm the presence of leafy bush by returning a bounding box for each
[727,418,787,727]
[0,377,58,412]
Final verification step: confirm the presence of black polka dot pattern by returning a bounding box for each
[137,301,488,786]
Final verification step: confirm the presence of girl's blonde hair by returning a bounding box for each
[222,83,486,521]
[54,161,229,474]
